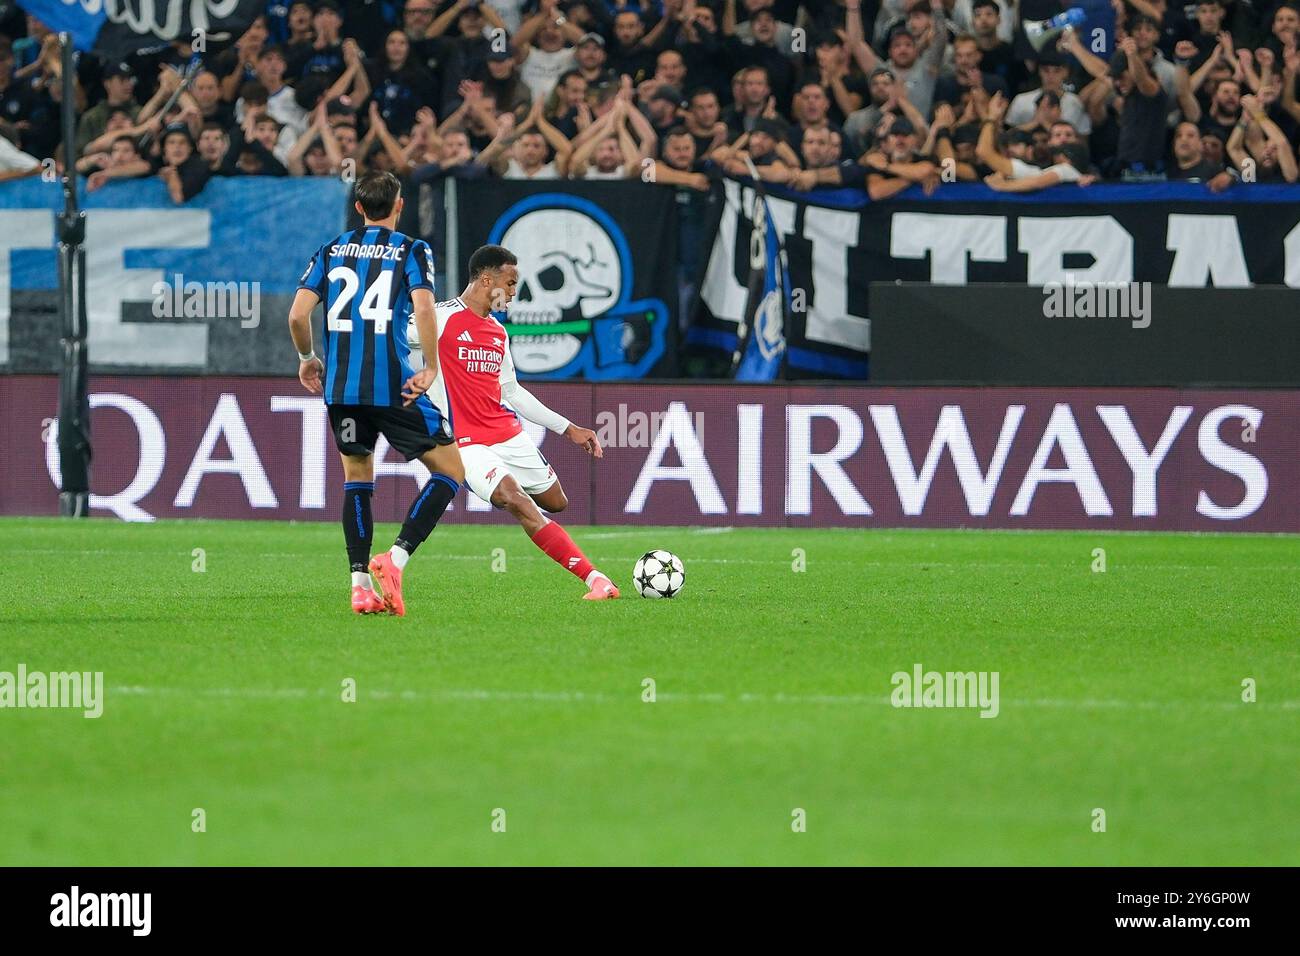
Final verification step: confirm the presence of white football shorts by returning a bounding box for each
[460,431,557,504]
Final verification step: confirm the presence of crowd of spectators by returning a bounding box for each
[3,0,1300,201]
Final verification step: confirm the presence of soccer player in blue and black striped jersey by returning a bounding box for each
[289,170,464,617]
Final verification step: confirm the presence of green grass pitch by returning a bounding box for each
[1,516,1297,866]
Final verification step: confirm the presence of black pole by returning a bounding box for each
[56,32,90,517]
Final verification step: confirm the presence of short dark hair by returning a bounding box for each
[354,170,402,220]
[1053,141,1090,171]
[468,245,518,280]
[887,23,915,46]
[664,125,693,141]
[971,0,1000,13]
[111,134,140,152]
[239,81,269,104]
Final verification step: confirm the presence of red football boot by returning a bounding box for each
[351,585,386,615]
[582,575,620,601]
[368,552,406,617]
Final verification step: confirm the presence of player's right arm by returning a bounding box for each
[291,247,327,394]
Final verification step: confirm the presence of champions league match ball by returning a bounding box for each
[633,550,685,599]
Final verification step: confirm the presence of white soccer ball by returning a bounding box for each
[633,550,685,599]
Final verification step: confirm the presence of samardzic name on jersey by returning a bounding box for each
[328,243,405,260]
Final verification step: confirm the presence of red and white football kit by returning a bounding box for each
[421,297,572,502]
[411,297,616,599]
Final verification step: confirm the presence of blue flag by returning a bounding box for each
[14,0,105,51]
[732,187,788,381]
[16,0,263,60]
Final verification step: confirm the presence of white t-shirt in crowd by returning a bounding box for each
[1008,158,1042,179]
[520,46,576,101]
[504,158,560,179]
[1044,162,1082,183]
[1008,158,1082,183]
[0,135,39,172]
[236,85,307,137]
[1006,89,1092,135]
[581,166,628,180]
[266,86,307,135]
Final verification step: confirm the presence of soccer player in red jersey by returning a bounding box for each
[417,244,619,600]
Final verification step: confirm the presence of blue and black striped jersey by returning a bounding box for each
[297,226,435,407]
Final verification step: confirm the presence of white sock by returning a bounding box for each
[390,545,410,570]
[352,571,373,590]
[584,570,608,588]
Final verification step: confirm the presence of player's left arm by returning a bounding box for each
[402,288,439,404]
[499,341,603,458]
[402,242,441,405]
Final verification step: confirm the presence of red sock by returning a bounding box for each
[529,520,597,585]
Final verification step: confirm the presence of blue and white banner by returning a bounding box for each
[16,0,264,59]
[731,185,787,382]
[691,177,871,380]
[690,179,1300,381]
[0,176,347,373]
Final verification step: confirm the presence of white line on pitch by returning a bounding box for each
[13,548,1299,572]
[108,685,1300,712]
